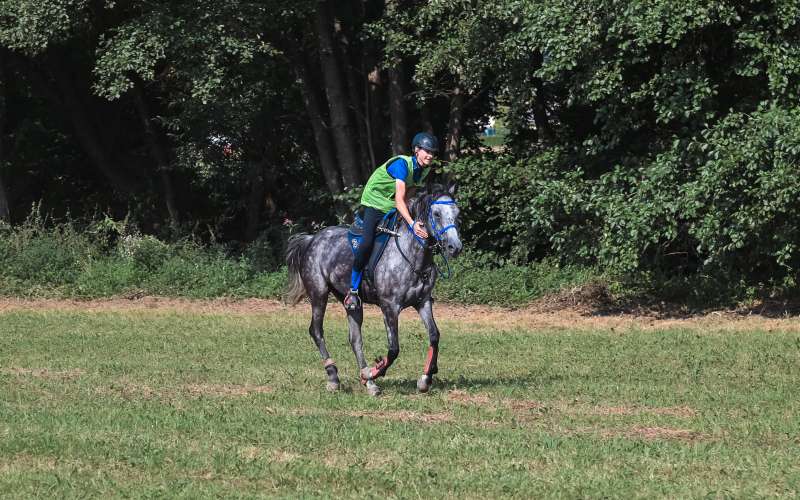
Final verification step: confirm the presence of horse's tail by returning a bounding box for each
[285,233,313,304]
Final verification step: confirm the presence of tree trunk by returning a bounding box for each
[365,62,382,166]
[33,59,139,194]
[388,61,409,155]
[420,101,435,134]
[131,81,180,230]
[294,51,344,198]
[532,77,553,143]
[315,0,362,187]
[0,52,8,222]
[363,0,387,162]
[334,5,373,178]
[244,160,266,242]
[445,87,465,161]
[0,175,8,222]
[345,50,373,179]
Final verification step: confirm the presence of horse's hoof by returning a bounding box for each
[366,380,381,397]
[417,375,432,393]
[326,381,340,392]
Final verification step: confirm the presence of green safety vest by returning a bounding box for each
[361,155,429,213]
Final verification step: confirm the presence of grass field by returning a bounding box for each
[1,303,799,498]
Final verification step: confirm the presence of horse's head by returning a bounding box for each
[413,184,463,258]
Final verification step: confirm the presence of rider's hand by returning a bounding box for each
[413,221,428,239]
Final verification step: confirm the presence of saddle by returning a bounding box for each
[347,208,399,284]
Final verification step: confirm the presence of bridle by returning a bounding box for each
[396,197,458,279]
[428,200,458,242]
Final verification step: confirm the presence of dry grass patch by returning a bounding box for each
[447,389,492,405]
[94,380,272,401]
[342,410,453,424]
[0,454,59,474]
[2,367,85,380]
[0,454,147,481]
[6,297,800,333]
[238,446,263,462]
[589,405,697,418]
[322,450,351,469]
[183,383,273,397]
[598,426,706,442]
[270,450,301,463]
[362,450,402,470]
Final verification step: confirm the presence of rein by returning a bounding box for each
[395,199,457,280]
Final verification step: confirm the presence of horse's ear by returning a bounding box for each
[447,183,458,197]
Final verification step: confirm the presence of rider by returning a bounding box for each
[344,132,438,310]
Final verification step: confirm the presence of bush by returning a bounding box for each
[447,104,800,298]
[118,234,172,273]
[434,250,603,306]
[0,208,97,292]
[73,258,138,298]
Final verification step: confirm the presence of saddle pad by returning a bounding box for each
[347,209,398,284]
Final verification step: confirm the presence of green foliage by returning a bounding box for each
[0,207,96,292]
[93,19,168,100]
[0,0,90,54]
[93,1,278,102]
[0,210,604,304]
[439,0,800,297]
[684,105,800,283]
[0,212,289,299]
[4,0,800,304]
[435,250,603,306]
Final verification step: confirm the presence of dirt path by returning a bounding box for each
[2,296,800,332]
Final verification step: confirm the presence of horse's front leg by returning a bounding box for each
[415,298,439,393]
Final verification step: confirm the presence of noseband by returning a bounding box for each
[429,200,458,241]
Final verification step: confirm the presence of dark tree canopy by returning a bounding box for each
[1,0,799,286]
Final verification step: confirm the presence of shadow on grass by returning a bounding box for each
[377,374,541,395]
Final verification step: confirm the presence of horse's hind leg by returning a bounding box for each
[309,296,340,392]
[364,303,401,382]
[415,298,440,393]
[346,307,380,396]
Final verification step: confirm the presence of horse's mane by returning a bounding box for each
[410,183,454,221]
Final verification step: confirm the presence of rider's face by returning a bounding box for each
[415,147,435,167]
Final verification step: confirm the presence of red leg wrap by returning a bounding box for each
[423,346,438,376]
[370,356,389,379]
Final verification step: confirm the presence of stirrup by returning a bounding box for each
[344,289,361,311]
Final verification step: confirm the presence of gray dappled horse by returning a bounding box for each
[285,185,462,396]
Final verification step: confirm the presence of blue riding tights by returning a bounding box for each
[351,206,386,291]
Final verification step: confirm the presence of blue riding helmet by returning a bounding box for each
[411,132,439,153]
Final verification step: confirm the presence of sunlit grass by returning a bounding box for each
[1,309,798,498]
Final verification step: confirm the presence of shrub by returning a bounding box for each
[448,104,800,297]
[434,250,603,306]
[0,208,97,289]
